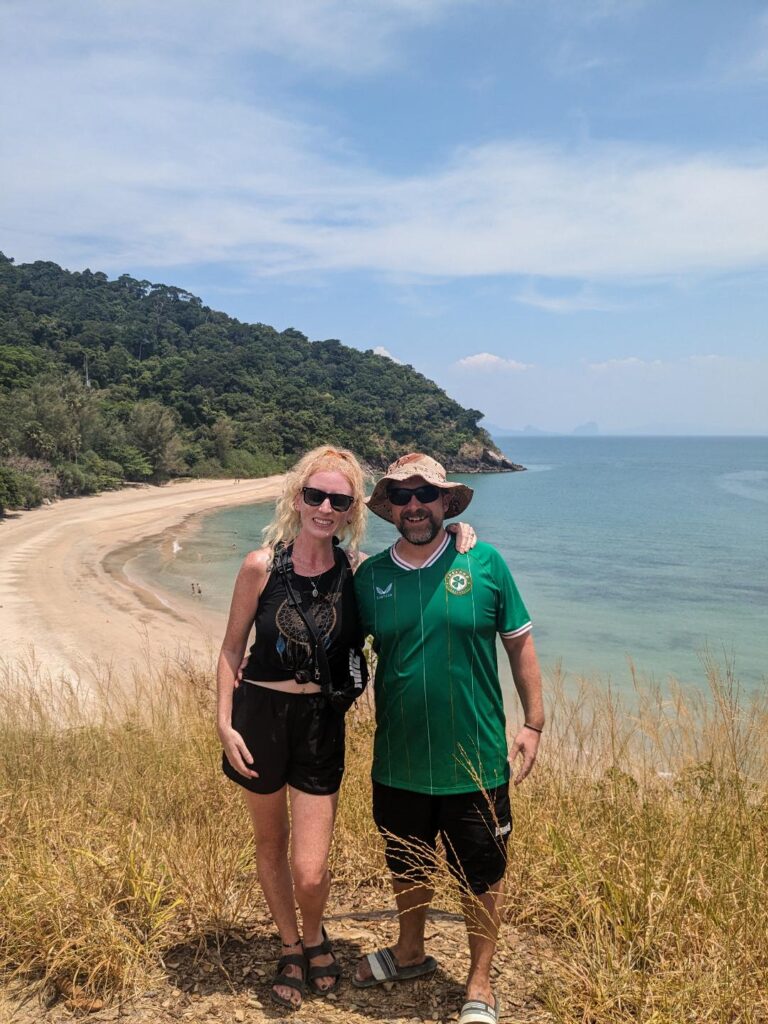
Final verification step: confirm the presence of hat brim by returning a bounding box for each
[366,479,474,523]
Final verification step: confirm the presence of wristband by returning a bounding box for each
[523,723,543,734]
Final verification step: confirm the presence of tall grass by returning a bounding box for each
[1,654,766,1021]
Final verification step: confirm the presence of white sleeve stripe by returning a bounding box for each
[500,622,532,638]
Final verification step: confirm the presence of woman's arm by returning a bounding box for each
[216,548,270,779]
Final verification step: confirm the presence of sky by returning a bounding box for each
[1,0,767,434]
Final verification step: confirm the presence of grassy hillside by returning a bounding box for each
[0,253,509,513]
[1,656,765,1021]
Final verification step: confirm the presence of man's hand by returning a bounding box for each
[507,725,541,785]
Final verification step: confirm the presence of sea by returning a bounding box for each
[126,437,768,698]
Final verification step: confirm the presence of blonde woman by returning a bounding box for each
[217,446,366,1009]
[217,445,475,1009]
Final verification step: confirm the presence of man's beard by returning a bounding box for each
[398,510,441,545]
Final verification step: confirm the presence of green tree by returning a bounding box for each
[127,401,185,481]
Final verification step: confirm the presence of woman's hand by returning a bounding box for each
[218,723,259,780]
[448,521,477,553]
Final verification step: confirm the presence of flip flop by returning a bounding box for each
[270,950,307,1010]
[457,992,501,1024]
[351,947,438,988]
[304,926,342,996]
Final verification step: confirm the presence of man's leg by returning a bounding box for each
[354,876,435,983]
[355,782,439,984]
[461,878,504,1007]
[392,876,436,961]
[442,784,511,1011]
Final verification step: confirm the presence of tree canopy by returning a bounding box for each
[0,253,502,512]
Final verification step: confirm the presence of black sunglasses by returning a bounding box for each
[301,486,354,512]
[387,483,442,506]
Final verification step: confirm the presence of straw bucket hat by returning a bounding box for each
[366,453,474,523]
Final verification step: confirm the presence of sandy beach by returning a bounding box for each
[0,476,284,688]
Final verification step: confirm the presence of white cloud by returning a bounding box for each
[456,353,533,371]
[4,1,468,75]
[514,284,622,313]
[372,346,401,362]
[2,4,768,286]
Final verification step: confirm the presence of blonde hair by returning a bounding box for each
[262,446,368,551]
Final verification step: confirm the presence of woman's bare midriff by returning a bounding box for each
[246,679,323,695]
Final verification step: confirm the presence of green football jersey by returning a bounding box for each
[354,535,532,795]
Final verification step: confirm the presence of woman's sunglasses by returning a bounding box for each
[301,486,355,512]
[386,484,442,506]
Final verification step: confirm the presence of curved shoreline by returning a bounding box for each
[0,476,285,688]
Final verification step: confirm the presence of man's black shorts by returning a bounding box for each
[372,780,512,895]
[222,683,345,795]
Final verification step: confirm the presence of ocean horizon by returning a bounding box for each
[126,436,768,699]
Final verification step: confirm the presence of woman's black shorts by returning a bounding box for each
[222,683,345,796]
[372,780,512,895]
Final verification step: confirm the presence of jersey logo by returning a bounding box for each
[375,583,393,599]
[445,568,472,596]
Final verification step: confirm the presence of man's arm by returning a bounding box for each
[501,630,544,785]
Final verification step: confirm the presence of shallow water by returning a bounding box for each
[126,437,768,696]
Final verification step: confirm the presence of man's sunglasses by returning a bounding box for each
[301,486,354,512]
[387,484,442,506]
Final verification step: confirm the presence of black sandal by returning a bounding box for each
[305,926,341,996]
[270,946,307,1010]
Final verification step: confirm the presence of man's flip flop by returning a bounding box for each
[457,992,501,1024]
[351,947,438,988]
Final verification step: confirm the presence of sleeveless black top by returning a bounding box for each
[242,545,362,684]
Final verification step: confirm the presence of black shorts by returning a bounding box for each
[222,683,345,796]
[372,780,511,896]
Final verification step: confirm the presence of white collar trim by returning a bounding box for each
[389,532,451,570]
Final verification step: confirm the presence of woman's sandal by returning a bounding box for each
[270,944,307,1010]
[304,926,341,996]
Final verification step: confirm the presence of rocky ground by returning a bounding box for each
[2,893,555,1024]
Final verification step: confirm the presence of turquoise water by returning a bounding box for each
[128,437,768,694]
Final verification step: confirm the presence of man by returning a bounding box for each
[352,453,544,1024]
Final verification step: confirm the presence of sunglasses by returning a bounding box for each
[387,483,442,506]
[301,486,355,512]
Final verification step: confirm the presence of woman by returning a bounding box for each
[217,445,474,1009]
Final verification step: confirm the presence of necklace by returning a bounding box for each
[290,552,334,599]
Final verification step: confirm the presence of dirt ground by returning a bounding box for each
[1,893,555,1024]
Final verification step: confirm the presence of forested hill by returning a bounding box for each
[0,254,520,512]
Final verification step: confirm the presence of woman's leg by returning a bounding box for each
[242,787,304,1007]
[289,786,339,991]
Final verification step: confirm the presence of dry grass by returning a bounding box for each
[1,654,766,1022]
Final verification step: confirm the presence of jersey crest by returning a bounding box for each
[444,568,472,596]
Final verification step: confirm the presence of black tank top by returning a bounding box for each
[242,545,362,684]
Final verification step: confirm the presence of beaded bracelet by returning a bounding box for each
[523,723,543,734]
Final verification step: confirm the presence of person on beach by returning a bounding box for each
[216,445,477,1010]
[352,453,544,1024]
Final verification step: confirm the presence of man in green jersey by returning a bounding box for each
[352,453,544,1024]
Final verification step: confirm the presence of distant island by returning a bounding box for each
[0,254,522,514]
[484,420,600,437]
